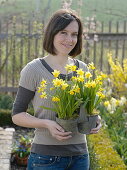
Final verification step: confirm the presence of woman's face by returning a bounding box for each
[53,20,79,56]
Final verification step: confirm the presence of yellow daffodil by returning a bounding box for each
[69,90,74,95]
[71,76,78,81]
[77,76,84,82]
[53,78,63,87]
[88,62,96,70]
[65,64,71,72]
[52,70,60,78]
[52,96,60,102]
[96,76,102,81]
[41,80,47,85]
[97,92,105,98]
[61,83,68,90]
[104,101,110,107]
[65,64,77,72]
[90,80,96,88]
[84,82,91,88]
[40,92,47,99]
[73,86,80,93]
[70,65,77,71]
[100,73,107,79]
[37,87,45,93]
[98,81,102,85]
[85,72,92,78]
[76,69,84,76]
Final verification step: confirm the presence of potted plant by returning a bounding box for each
[12,135,32,166]
[38,65,83,135]
[38,63,106,135]
[76,62,107,134]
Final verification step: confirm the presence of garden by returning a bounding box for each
[0,54,127,169]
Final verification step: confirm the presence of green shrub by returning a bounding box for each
[0,94,14,109]
[0,109,34,127]
[0,109,13,126]
[87,128,127,169]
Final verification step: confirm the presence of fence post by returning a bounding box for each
[12,17,16,90]
[100,21,104,71]
[5,21,9,87]
[0,21,1,85]
[122,21,126,63]
[115,21,119,59]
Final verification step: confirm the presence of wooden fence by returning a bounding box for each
[0,19,127,93]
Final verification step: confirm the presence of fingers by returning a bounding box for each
[51,123,72,141]
[56,126,65,133]
[56,130,72,136]
[55,134,72,141]
[90,120,102,134]
[52,131,72,141]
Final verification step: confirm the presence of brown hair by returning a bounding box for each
[43,9,83,57]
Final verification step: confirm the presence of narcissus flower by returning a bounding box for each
[41,80,47,85]
[77,76,84,82]
[76,69,84,76]
[52,70,60,78]
[53,78,63,87]
[85,72,92,78]
[52,96,60,102]
[40,92,47,99]
[104,101,110,107]
[69,90,74,95]
[61,83,68,90]
[73,85,80,93]
[88,62,96,70]
[96,92,105,98]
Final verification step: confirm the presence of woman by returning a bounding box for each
[12,9,101,170]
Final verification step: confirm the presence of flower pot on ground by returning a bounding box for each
[15,154,28,166]
[12,135,32,166]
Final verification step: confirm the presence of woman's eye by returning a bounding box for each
[72,34,78,37]
[61,31,67,34]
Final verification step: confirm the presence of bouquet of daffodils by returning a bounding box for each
[71,62,106,115]
[38,65,83,120]
[38,62,106,119]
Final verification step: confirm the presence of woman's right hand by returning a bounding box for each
[45,120,72,141]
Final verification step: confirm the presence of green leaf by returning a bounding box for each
[40,106,56,112]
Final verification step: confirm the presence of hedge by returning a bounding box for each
[0,109,34,127]
[87,128,127,169]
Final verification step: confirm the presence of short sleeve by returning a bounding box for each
[77,59,88,72]
[19,64,37,92]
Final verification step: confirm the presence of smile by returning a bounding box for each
[61,44,73,48]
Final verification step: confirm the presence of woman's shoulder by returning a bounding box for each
[21,58,42,73]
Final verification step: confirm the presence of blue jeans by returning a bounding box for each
[27,153,90,170]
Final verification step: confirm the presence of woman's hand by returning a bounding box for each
[90,115,102,134]
[45,120,72,141]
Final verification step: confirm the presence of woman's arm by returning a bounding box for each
[12,112,72,141]
[12,112,48,128]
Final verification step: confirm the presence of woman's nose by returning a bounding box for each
[66,35,73,42]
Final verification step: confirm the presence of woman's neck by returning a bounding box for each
[48,54,69,66]
[43,55,74,74]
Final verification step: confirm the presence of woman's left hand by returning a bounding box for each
[90,115,102,134]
